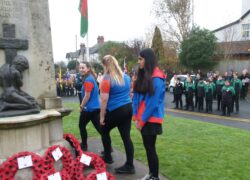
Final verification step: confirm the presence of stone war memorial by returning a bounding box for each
[0,0,77,179]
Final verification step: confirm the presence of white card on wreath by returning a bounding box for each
[17,155,33,169]
[80,153,92,166]
[48,172,62,180]
[52,147,63,161]
[96,172,108,180]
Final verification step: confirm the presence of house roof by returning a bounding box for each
[213,9,250,33]
[65,42,105,59]
[217,40,250,55]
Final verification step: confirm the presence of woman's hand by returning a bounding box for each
[135,121,142,131]
[100,117,105,126]
[80,105,83,112]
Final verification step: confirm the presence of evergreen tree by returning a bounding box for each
[151,26,165,67]
[179,26,217,70]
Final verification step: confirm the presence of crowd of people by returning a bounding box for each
[55,50,249,180]
[76,48,165,180]
[170,68,249,116]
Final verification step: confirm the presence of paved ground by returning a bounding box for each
[87,137,167,180]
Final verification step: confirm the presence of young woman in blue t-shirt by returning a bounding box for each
[100,55,135,174]
[79,61,101,151]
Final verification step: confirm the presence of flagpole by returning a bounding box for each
[86,31,90,62]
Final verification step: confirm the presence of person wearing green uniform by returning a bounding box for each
[216,75,225,111]
[230,73,242,114]
[221,80,235,116]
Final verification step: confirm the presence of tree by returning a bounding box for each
[179,26,217,70]
[153,0,192,46]
[125,38,147,56]
[91,62,103,74]
[67,60,78,70]
[151,26,165,67]
[54,61,67,77]
[99,41,137,72]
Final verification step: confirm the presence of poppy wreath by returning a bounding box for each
[71,151,107,180]
[43,145,73,178]
[85,170,115,180]
[84,152,106,171]
[71,152,86,180]
[0,151,45,180]
[63,133,82,157]
[0,165,3,179]
[40,171,71,180]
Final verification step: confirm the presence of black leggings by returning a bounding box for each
[142,134,159,178]
[79,109,102,148]
[101,103,134,166]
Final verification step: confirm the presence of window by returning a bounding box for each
[242,23,250,38]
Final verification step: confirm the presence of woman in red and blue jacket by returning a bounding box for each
[100,55,135,174]
[133,48,166,180]
[79,61,101,151]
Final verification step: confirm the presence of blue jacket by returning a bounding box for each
[132,67,166,127]
[81,74,100,111]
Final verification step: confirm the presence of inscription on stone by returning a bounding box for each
[0,0,28,18]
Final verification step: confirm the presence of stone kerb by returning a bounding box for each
[0,110,64,161]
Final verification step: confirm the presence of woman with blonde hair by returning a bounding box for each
[100,55,135,174]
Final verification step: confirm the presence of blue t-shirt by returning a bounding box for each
[101,73,131,111]
[81,74,100,111]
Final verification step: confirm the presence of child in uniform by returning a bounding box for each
[221,80,235,116]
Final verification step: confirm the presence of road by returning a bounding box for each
[165,92,250,131]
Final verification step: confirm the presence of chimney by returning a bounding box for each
[80,43,85,49]
[97,36,104,44]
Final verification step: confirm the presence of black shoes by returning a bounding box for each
[80,143,87,151]
[139,174,160,180]
[101,154,113,164]
[115,164,135,174]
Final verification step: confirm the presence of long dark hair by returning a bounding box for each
[133,48,157,95]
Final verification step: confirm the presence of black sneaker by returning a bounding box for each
[80,143,87,151]
[101,154,113,164]
[149,177,160,180]
[115,164,135,174]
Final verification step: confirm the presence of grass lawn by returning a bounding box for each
[63,102,250,180]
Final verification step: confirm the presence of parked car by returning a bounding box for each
[168,74,196,93]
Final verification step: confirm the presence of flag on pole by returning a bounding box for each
[79,0,88,38]
[123,59,127,73]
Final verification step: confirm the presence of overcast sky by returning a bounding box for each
[48,0,242,62]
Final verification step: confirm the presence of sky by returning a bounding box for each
[48,0,242,62]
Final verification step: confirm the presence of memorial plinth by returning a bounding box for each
[0,109,71,163]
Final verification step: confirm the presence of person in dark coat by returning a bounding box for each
[174,77,183,109]
[221,80,235,116]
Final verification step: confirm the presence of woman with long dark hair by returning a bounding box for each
[78,61,102,151]
[133,48,166,180]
